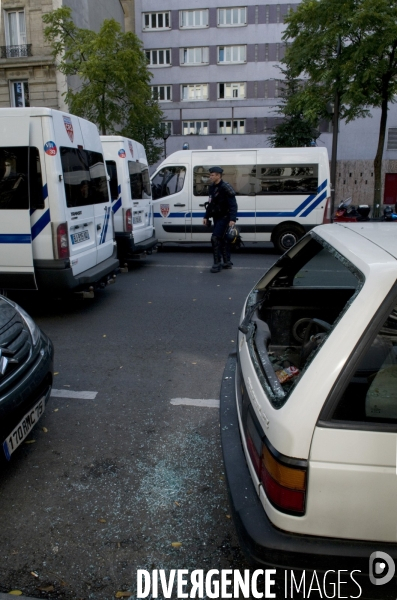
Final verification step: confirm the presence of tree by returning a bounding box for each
[42,7,164,164]
[268,69,320,147]
[282,0,397,216]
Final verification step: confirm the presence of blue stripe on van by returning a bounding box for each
[31,209,51,241]
[112,197,122,214]
[100,207,110,245]
[30,184,49,216]
[299,190,328,217]
[0,234,31,244]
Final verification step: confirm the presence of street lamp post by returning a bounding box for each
[162,129,170,159]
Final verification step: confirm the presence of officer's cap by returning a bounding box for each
[208,166,223,174]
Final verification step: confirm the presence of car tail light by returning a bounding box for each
[56,223,69,259]
[323,197,331,223]
[245,406,307,515]
[125,208,133,232]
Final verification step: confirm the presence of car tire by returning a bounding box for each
[272,224,305,254]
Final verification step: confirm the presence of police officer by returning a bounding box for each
[203,166,238,273]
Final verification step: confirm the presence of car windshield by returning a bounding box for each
[245,233,364,408]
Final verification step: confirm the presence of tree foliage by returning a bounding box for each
[269,70,320,147]
[43,7,164,163]
[282,0,397,213]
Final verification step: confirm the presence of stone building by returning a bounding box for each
[0,0,132,112]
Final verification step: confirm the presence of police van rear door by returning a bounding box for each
[0,115,37,290]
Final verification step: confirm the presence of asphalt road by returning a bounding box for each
[0,243,279,600]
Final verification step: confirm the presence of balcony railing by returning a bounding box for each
[1,44,32,59]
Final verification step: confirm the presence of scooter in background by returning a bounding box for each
[383,206,397,221]
[334,197,371,222]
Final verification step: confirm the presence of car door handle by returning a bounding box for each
[174,203,186,207]
[199,204,205,207]
[97,224,101,230]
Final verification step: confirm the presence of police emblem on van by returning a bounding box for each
[63,116,74,142]
[160,204,170,218]
[128,141,134,157]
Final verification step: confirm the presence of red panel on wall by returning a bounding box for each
[384,173,397,204]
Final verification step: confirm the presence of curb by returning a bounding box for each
[0,595,39,600]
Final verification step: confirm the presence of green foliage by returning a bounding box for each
[43,7,163,163]
[269,71,320,147]
[282,0,397,212]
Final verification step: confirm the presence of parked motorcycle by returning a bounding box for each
[383,206,397,221]
[334,197,371,222]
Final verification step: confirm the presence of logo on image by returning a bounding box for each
[128,140,134,157]
[160,204,170,218]
[369,551,395,586]
[44,141,57,156]
[118,149,126,158]
[63,115,74,142]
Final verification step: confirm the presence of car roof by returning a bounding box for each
[315,222,397,263]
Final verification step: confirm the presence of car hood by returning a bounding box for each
[0,296,17,330]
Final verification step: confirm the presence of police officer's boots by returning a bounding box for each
[221,246,233,269]
[210,235,222,273]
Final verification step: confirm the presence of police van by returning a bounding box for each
[0,107,119,292]
[151,148,331,253]
[100,136,157,260]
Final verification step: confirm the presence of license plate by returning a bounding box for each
[3,396,46,460]
[133,215,142,224]
[71,230,89,244]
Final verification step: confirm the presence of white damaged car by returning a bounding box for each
[221,223,397,596]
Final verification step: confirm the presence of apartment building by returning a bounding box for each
[136,0,397,205]
[0,0,131,111]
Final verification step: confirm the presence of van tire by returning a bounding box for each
[272,223,305,254]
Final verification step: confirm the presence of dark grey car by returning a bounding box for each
[0,295,53,461]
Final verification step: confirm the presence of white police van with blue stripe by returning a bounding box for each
[0,108,118,291]
[100,136,157,260]
[151,148,331,253]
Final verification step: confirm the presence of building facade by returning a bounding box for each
[136,0,397,206]
[0,0,131,112]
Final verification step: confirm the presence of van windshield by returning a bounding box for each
[61,147,109,207]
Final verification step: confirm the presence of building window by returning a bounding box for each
[4,10,28,57]
[183,121,209,135]
[218,45,246,64]
[180,47,209,65]
[145,49,171,67]
[387,128,397,150]
[218,120,245,134]
[10,81,30,107]
[181,84,208,101]
[160,122,173,135]
[151,85,172,101]
[143,12,170,30]
[218,7,247,26]
[180,10,208,28]
[218,82,246,100]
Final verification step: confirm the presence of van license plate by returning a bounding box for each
[133,215,142,224]
[71,230,90,244]
[3,396,46,460]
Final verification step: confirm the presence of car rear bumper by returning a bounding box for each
[220,353,397,593]
[34,248,119,291]
[116,231,157,256]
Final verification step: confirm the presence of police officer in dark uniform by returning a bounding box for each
[203,166,238,273]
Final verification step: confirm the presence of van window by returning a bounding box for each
[331,303,397,424]
[151,166,186,200]
[0,146,29,209]
[128,161,143,199]
[61,148,109,207]
[141,166,151,197]
[256,164,318,195]
[106,160,118,200]
[193,164,256,196]
[29,147,44,210]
